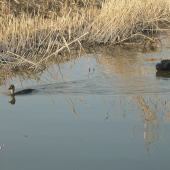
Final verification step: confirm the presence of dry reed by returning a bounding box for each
[0,0,170,73]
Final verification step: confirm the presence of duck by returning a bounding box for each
[156,60,170,71]
[8,85,34,95]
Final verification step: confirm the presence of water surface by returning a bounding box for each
[0,32,170,170]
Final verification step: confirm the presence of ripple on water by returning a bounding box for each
[32,72,170,96]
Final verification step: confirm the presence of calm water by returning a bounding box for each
[1,33,170,170]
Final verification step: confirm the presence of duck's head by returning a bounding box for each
[8,85,15,95]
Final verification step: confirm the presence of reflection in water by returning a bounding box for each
[9,95,16,105]
[64,96,92,116]
[7,83,170,154]
[64,98,77,116]
[135,95,158,153]
[104,110,110,121]
[156,70,170,78]
[1,34,170,161]
[134,95,170,154]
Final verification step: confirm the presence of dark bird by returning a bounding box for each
[8,85,34,95]
[156,60,170,71]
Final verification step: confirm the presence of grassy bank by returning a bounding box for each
[0,0,170,70]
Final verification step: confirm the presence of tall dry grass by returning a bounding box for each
[0,0,170,71]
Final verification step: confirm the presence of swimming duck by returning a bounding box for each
[8,85,34,95]
[156,60,170,71]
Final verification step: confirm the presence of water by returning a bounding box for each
[1,32,170,170]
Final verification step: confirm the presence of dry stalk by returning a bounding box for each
[0,0,170,72]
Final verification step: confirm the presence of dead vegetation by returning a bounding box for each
[0,0,170,74]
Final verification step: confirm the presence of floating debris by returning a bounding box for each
[0,144,4,150]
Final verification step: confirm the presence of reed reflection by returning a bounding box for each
[97,94,170,154]
[7,90,170,154]
[2,38,170,155]
[134,95,170,154]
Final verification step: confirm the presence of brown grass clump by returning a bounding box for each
[0,0,170,71]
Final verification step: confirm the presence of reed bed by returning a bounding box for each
[0,0,170,73]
